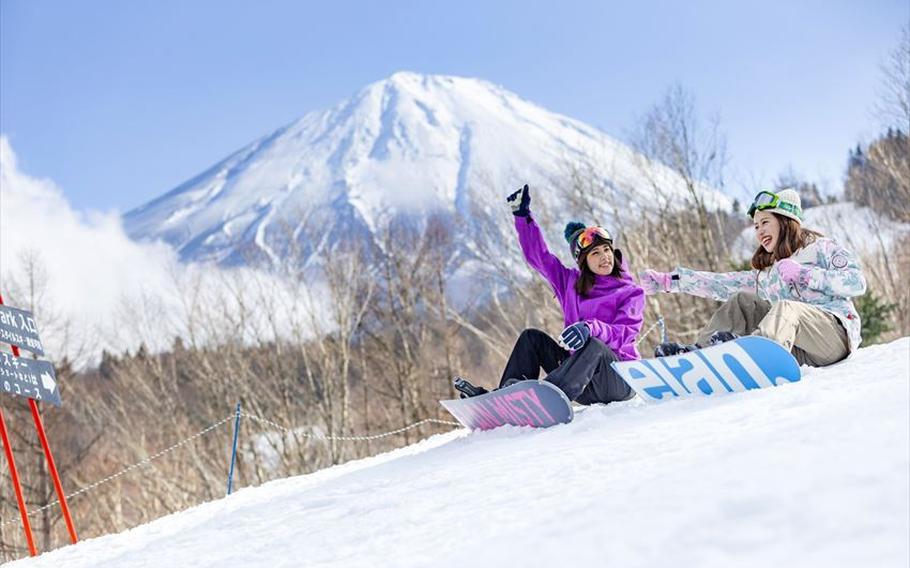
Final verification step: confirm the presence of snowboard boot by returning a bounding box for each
[501,377,523,388]
[708,330,739,346]
[453,376,489,399]
[654,341,700,357]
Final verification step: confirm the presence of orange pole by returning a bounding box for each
[0,407,37,556]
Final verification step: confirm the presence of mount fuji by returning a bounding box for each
[124,72,728,266]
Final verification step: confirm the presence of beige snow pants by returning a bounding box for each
[696,292,849,367]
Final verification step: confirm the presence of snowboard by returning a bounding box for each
[611,336,801,403]
[440,380,574,431]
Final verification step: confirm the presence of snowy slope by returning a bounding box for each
[14,338,909,568]
[124,72,729,266]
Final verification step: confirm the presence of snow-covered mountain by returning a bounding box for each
[14,338,909,567]
[124,72,729,266]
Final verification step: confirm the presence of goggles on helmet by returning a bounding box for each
[577,226,613,250]
[747,190,802,219]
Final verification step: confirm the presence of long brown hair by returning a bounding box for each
[575,247,624,296]
[751,213,823,270]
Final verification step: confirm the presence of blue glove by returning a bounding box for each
[559,322,590,350]
[506,184,531,217]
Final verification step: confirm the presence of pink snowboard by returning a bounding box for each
[440,380,573,431]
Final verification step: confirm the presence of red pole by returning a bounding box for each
[28,399,78,544]
[0,407,37,556]
[0,292,79,547]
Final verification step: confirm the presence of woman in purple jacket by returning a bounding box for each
[454,184,645,404]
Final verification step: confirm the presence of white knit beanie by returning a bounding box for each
[755,188,803,224]
[771,188,802,223]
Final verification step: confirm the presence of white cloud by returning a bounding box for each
[0,136,326,366]
[0,136,182,358]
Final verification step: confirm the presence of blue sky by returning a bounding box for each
[1,0,906,212]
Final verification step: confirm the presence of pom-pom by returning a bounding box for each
[564,221,586,243]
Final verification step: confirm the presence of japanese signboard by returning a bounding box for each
[0,352,61,407]
[0,305,45,356]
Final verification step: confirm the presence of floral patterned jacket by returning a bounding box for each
[671,237,866,351]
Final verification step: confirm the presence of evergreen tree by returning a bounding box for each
[855,292,897,345]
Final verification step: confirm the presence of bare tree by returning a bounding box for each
[874,25,910,132]
[837,26,910,338]
[629,83,731,272]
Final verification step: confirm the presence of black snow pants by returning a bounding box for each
[499,328,634,405]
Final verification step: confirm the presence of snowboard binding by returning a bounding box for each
[654,331,740,357]
[453,376,489,399]
[654,342,699,357]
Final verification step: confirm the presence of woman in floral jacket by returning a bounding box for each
[640,188,866,367]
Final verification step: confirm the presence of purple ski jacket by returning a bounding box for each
[516,216,645,361]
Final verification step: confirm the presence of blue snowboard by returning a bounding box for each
[611,336,801,403]
[440,380,574,431]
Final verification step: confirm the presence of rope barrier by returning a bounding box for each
[241,412,460,441]
[0,414,235,527]
[1,411,460,527]
[636,317,665,344]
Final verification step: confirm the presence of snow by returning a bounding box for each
[14,337,909,568]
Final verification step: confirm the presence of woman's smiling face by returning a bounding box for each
[753,210,781,252]
[585,244,614,276]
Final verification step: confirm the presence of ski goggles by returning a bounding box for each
[747,190,802,219]
[576,226,613,250]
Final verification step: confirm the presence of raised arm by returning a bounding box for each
[508,184,573,294]
[514,216,573,294]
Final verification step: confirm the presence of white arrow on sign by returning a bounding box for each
[40,372,57,393]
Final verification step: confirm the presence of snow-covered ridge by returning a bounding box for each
[17,337,909,568]
[124,72,731,266]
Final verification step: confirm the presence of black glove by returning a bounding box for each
[559,322,590,350]
[506,184,531,217]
